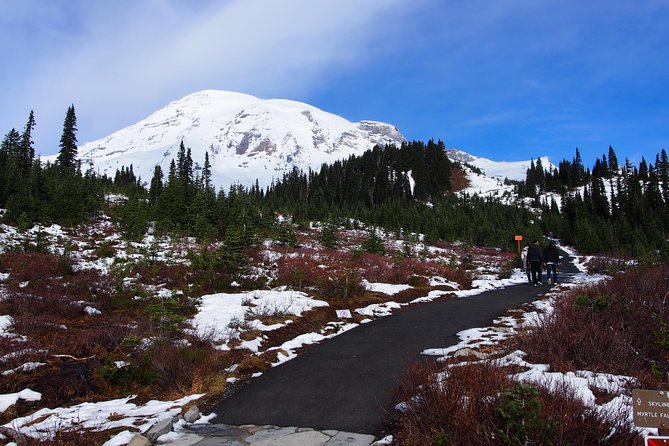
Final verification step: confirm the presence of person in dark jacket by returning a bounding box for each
[543,241,561,285]
[527,239,543,286]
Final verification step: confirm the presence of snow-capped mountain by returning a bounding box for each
[446,149,555,204]
[446,149,553,182]
[76,90,405,189]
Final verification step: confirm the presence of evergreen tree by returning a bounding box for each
[319,222,339,249]
[149,165,163,206]
[19,111,36,176]
[608,145,619,173]
[56,105,78,172]
[573,148,585,185]
[203,151,213,192]
[217,224,250,276]
[361,228,386,254]
[120,195,149,240]
[0,129,21,205]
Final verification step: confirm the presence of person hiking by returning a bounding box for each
[520,244,531,284]
[543,240,561,285]
[527,239,543,286]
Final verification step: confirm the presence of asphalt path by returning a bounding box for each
[211,254,579,436]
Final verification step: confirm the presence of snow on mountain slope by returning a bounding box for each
[458,167,516,201]
[446,149,553,182]
[446,149,555,205]
[75,90,405,188]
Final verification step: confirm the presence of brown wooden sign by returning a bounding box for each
[633,389,669,429]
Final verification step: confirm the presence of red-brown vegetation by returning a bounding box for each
[392,360,641,445]
[393,265,667,444]
[515,264,669,386]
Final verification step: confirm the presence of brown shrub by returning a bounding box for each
[535,379,641,445]
[515,264,669,384]
[276,255,322,290]
[393,360,511,445]
[237,355,271,375]
[275,254,365,300]
[0,252,65,282]
[392,360,642,445]
[101,340,232,399]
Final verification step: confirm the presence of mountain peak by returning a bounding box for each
[78,90,405,188]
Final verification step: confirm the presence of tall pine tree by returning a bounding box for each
[56,105,78,172]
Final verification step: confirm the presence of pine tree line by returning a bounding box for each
[0,107,103,228]
[517,146,669,257]
[3,107,667,258]
[261,140,537,249]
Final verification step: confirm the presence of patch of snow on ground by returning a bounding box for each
[189,290,329,350]
[0,315,13,334]
[362,280,412,295]
[0,389,41,412]
[356,301,402,318]
[3,393,204,442]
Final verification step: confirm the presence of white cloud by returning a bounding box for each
[1,0,414,155]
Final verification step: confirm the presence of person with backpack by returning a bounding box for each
[543,241,561,285]
[520,244,531,284]
[527,239,543,286]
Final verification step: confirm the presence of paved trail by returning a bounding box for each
[210,256,579,437]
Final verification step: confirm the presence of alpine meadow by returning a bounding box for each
[1,1,669,444]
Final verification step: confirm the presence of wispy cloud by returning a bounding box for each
[1,0,414,154]
[1,0,667,165]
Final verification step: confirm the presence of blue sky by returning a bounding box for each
[1,0,667,167]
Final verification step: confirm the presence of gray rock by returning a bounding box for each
[158,433,207,446]
[128,434,151,446]
[452,347,487,359]
[249,429,331,445]
[146,417,174,442]
[245,426,297,443]
[194,439,245,446]
[182,424,248,437]
[183,405,201,423]
[325,431,377,445]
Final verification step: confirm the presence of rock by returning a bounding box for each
[248,429,330,445]
[452,347,487,359]
[245,426,297,444]
[128,434,151,446]
[183,405,201,423]
[326,431,377,445]
[146,417,174,442]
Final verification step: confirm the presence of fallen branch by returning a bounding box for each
[51,354,96,362]
[0,426,28,445]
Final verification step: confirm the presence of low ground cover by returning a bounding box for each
[392,260,665,445]
[0,213,516,443]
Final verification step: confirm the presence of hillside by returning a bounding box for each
[0,203,522,444]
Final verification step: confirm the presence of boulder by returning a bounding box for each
[146,417,174,442]
[128,434,151,446]
[183,405,201,423]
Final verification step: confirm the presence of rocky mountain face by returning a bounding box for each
[76,90,405,188]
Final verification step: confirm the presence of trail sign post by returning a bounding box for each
[514,235,523,254]
[633,389,669,436]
